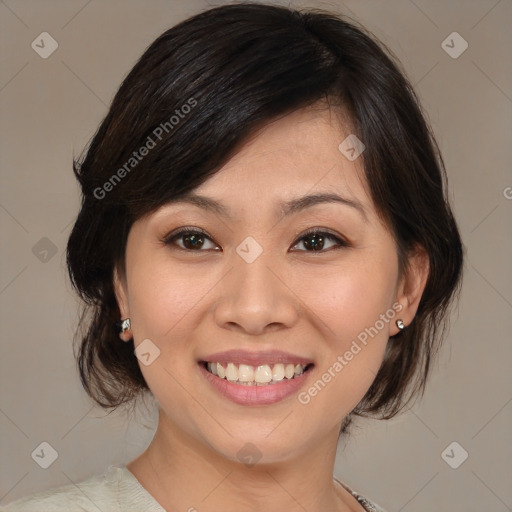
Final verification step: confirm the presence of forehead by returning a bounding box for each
[192,104,371,207]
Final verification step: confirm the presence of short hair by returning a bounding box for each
[66,3,463,426]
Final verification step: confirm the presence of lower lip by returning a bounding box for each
[199,363,312,406]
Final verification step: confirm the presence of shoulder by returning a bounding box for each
[0,465,164,512]
[0,466,124,512]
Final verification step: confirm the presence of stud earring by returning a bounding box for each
[120,318,131,333]
[396,319,405,330]
[117,318,132,342]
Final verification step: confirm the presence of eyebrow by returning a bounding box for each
[167,191,367,221]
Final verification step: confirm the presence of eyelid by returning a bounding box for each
[297,227,349,244]
[162,226,212,244]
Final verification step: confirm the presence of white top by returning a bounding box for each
[1,464,387,512]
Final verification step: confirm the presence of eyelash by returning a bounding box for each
[162,226,350,253]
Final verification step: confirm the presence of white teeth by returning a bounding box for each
[225,362,238,382]
[238,364,254,382]
[285,364,295,379]
[254,365,272,384]
[272,363,285,382]
[205,361,309,385]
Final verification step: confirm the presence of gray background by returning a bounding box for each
[1,1,511,510]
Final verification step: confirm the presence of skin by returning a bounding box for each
[114,103,429,512]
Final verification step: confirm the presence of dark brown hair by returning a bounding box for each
[66,3,463,425]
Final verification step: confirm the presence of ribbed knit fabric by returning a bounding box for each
[1,465,387,511]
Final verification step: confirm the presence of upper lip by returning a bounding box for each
[199,349,314,367]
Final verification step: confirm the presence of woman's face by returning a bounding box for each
[115,105,411,464]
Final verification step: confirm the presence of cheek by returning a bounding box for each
[128,257,209,342]
[125,260,218,434]
[293,251,397,414]
[125,255,222,399]
[294,249,399,344]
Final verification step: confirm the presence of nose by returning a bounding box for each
[213,248,299,336]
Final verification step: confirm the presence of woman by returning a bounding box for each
[2,3,463,511]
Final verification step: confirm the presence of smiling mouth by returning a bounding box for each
[201,361,314,386]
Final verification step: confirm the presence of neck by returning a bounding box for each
[127,409,362,512]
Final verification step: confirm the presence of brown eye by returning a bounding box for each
[291,229,348,252]
[164,228,219,251]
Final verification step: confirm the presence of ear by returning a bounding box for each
[113,265,130,320]
[392,245,429,335]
